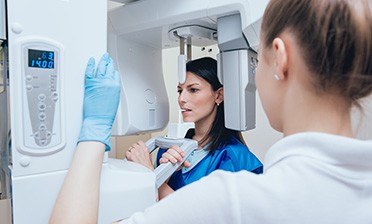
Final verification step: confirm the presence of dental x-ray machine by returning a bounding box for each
[0,0,268,223]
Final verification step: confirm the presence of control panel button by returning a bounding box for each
[38,102,46,111]
[51,92,59,102]
[39,139,47,146]
[26,75,33,81]
[39,123,47,131]
[38,112,46,121]
[26,84,33,91]
[38,93,46,101]
[34,131,40,139]
[46,131,52,139]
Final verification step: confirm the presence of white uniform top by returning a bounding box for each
[121,132,372,224]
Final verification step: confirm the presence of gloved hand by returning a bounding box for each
[78,53,120,151]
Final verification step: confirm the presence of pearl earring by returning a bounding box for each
[274,74,281,81]
[217,102,220,106]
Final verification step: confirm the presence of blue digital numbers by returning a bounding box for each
[28,49,55,69]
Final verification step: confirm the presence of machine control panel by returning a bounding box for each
[21,43,62,150]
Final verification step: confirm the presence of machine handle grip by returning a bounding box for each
[145,137,197,188]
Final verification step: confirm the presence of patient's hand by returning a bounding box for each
[125,141,154,171]
[159,145,191,170]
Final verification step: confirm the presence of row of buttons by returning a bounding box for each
[36,91,50,145]
[26,73,56,146]
[26,74,58,99]
[34,129,52,146]
[34,130,52,139]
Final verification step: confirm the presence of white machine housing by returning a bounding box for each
[6,1,156,223]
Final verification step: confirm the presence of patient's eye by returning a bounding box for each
[190,88,199,93]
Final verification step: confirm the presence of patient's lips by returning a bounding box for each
[180,107,192,116]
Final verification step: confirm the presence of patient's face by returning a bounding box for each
[177,72,218,126]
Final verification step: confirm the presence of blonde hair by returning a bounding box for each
[261,0,372,105]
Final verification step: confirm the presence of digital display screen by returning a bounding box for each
[28,49,54,69]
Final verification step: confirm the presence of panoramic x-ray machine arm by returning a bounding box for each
[109,0,268,135]
[105,1,267,220]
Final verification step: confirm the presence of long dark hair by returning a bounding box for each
[186,57,247,153]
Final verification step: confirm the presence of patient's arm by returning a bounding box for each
[158,182,175,200]
[126,140,154,170]
[157,145,191,200]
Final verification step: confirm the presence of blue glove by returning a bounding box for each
[78,53,120,151]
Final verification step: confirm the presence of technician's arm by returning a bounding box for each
[49,142,105,224]
[50,53,120,224]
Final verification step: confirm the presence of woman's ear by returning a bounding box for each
[215,87,224,105]
[272,37,288,80]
